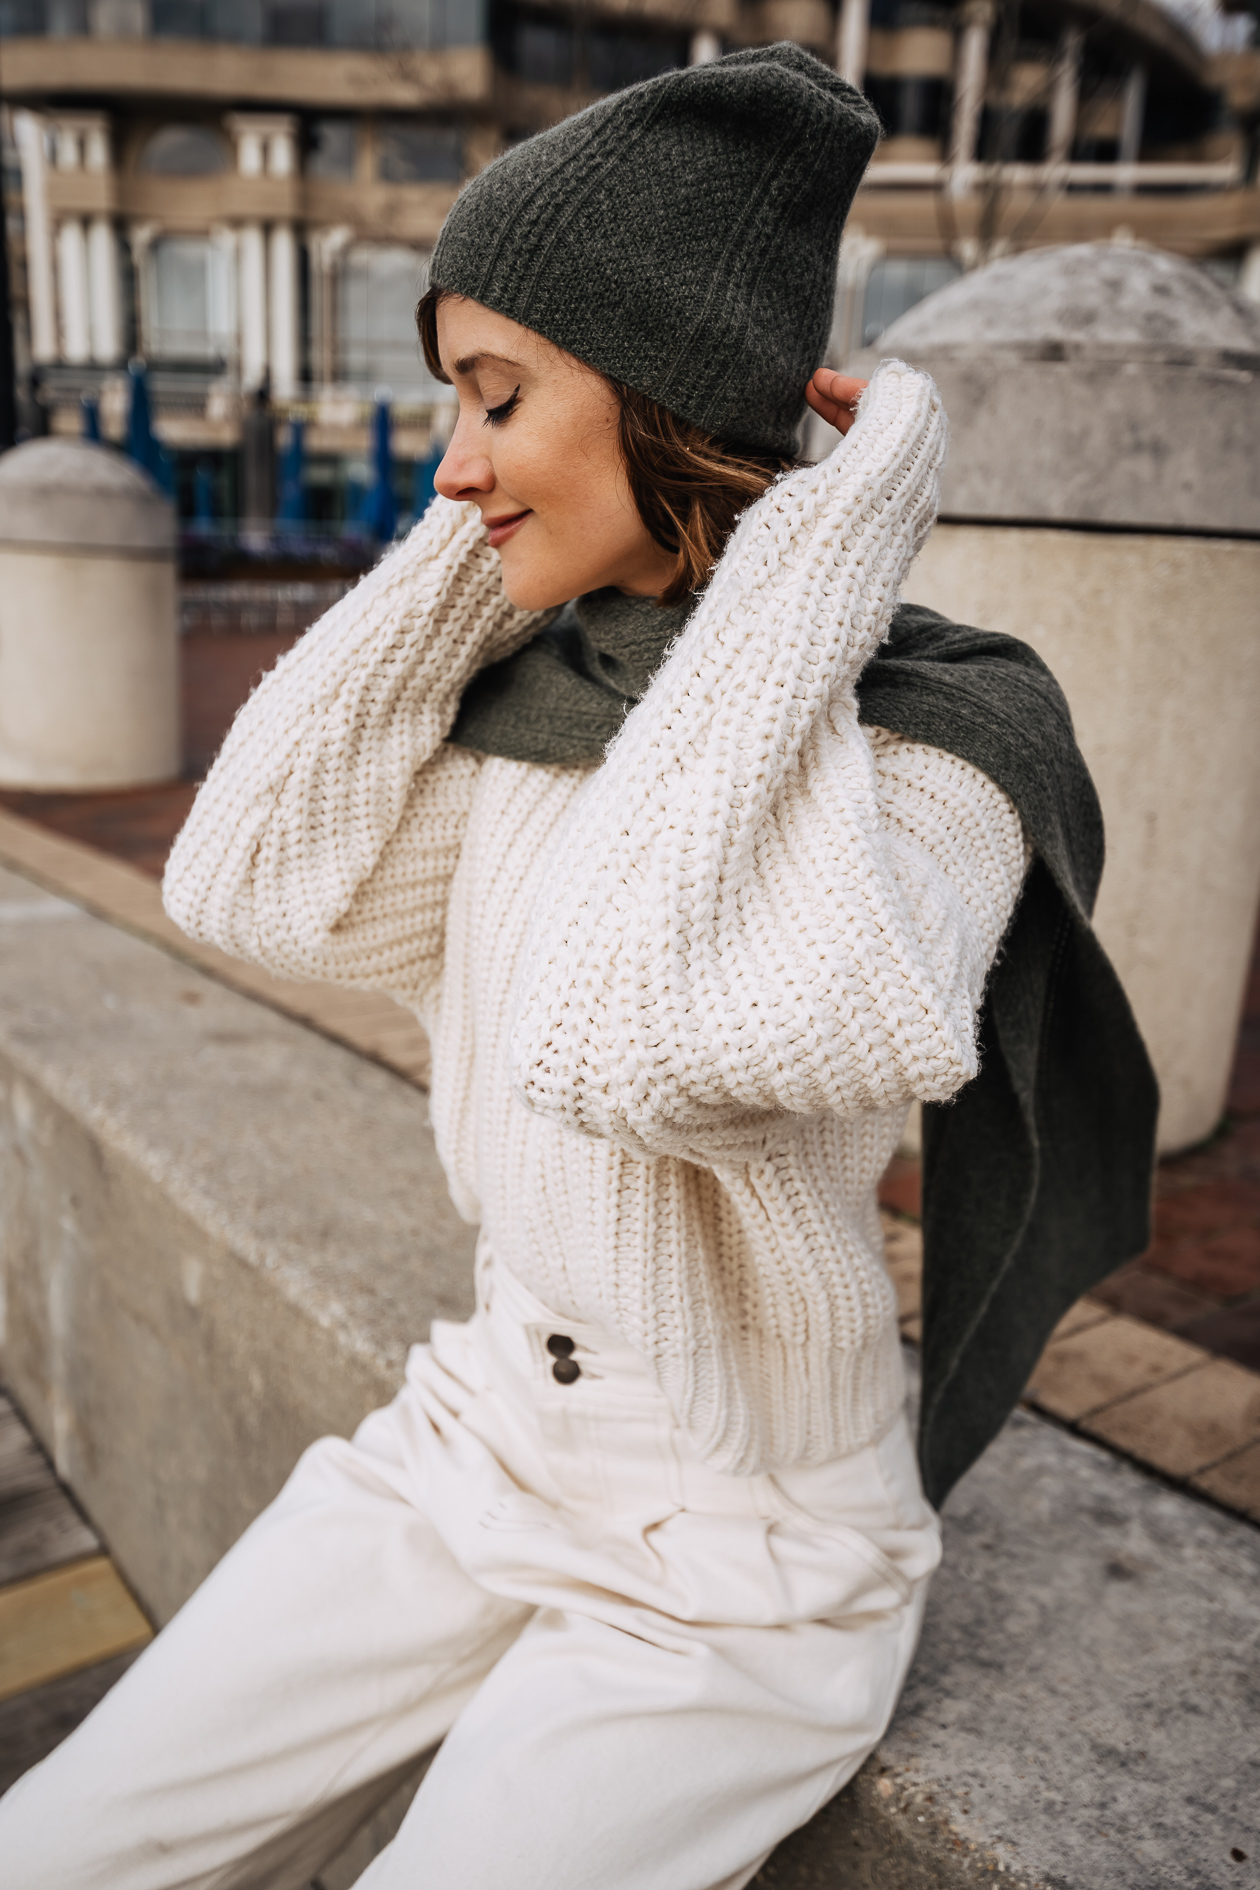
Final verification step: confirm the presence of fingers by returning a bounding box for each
[805,370,868,436]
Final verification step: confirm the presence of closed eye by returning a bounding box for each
[483,386,521,427]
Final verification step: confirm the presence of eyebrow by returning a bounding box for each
[452,350,524,376]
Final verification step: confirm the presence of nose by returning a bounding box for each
[434,411,495,504]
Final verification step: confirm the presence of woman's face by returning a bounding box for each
[433,296,675,610]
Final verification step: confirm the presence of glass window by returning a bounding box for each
[377,121,463,182]
[146,235,234,362]
[436,0,485,47]
[861,256,961,347]
[265,0,324,41]
[45,0,88,31]
[307,117,356,178]
[506,17,575,85]
[206,0,263,39]
[153,0,208,33]
[586,27,682,92]
[864,75,950,142]
[0,0,48,33]
[337,243,444,394]
[139,124,230,174]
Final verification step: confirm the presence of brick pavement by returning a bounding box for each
[877,928,1260,1375]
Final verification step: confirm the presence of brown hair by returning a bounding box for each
[417,286,793,607]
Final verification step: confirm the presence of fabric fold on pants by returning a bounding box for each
[0,1245,940,1890]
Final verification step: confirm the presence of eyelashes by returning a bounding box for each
[483,385,521,428]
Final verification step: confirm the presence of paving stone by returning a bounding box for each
[1178,1298,1260,1372]
[1023,1314,1207,1422]
[1190,1438,1260,1523]
[0,1649,140,1798]
[1147,1225,1260,1300]
[1152,1176,1260,1242]
[1090,1258,1220,1331]
[0,1392,101,1587]
[1082,1356,1260,1478]
[1047,1298,1114,1343]
[0,1558,151,1703]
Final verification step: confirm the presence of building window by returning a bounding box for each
[587,26,682,91]
[145,235,234,363]
[377,121,463,182]
[501,13,575,86]
[492,8,685,94]
[337,243,443,393]
[152,0,209,34]
[862,256,961,347]
[0,0,47,29]
[139,124,230,175]
[306,116,356,178]
[265,0,324,43]
[864,75,950,142]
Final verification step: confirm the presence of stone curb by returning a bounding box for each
[2,802,1257,1523]
[0,807,430,1088]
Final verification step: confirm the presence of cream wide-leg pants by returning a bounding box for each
[0,1247,941,1890]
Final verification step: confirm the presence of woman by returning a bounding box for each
[0,45,1033,1890]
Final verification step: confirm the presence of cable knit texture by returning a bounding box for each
[164,361,1027,1476]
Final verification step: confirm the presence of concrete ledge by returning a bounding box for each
[2,859,1258,1886]
[0,807,431,1088]
[0,862,473,1623]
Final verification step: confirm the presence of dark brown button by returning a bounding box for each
[546,1334,575,1358]
[551,1356,581,1385]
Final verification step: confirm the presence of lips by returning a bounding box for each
[485,510,530,549]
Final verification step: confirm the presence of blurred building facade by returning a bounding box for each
[2,0,1258,520]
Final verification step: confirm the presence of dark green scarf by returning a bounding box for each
[450,592,1158,1509]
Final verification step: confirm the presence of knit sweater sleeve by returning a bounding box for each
[509,360,1027,1162]
[162,497,549,1011]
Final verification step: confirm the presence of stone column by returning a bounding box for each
[1046,26,1082,165]
[1116,65,1146,191]
[80,114,123,363]
[233,122,265,180]
[14,111,58,364]
[266,119,300,398]
[267,225,299,399]
[57,220,92,365]
[208,225,239,369]
[87,221,123,364]
[948,0,994,194]
[309,225,352,390]
[835,0,870,91]
[50,120,92,364]
[238,224,268,391]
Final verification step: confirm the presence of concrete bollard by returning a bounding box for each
[0,438,179,790]
[863,244,1260,1155]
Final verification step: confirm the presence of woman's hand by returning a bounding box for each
[805,369,868,436]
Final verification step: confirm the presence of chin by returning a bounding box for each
[497,556,583,613]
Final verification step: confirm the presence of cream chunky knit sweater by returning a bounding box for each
[165,362,1027,1476]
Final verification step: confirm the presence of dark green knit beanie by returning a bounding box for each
[430,44,879,459]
